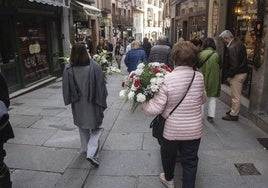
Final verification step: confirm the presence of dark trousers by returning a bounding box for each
[161,138,201,188]
[0,143,12,188]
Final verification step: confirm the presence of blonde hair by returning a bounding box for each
[172,41,198,67]
[131,40,141,50]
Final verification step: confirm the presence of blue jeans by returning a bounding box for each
[161,138,201,188]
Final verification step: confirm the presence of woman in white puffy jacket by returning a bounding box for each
[142,41,206,188]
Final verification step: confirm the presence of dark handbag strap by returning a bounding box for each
[198,51,215,68]
[167,71,196,118]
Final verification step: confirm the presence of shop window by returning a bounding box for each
[234,0,258,64]
[17,16,49,84]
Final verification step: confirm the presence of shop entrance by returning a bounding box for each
[0,16,21,91]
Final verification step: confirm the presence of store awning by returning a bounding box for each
[28,0,71,8]
[72,1,101,17]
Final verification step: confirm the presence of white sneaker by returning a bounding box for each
[160,173,174,188]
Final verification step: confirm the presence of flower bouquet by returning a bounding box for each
[92,51,123,77]
[119,62,172,112]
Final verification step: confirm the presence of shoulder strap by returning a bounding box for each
[167,71,196,117]
[198,51,215,68]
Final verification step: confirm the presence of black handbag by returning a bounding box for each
[149,72,196,141]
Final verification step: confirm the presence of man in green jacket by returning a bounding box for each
[198,38,221,123]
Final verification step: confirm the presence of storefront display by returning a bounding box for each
[17,18,49,83]
[233,0,264,69]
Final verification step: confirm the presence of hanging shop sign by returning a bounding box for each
[28,0,71,8]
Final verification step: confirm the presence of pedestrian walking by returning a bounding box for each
[142,37,152,58]
[0,72,14,188]
[142,41,206,188]
[124,40,147,73]
[148,35,173,69]
[197,38,222,123]
[96,37,105,54]
[62,42,108,167]
[114,41,124,69]
[219,30,248,121]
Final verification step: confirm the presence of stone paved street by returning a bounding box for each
[5,66,268,188]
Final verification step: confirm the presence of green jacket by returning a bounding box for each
[198,47,221,97]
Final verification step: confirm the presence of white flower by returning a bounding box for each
[156,77,164,85]
[131,84,138,91]
[119,90,127,98]
[150,78,157,84]
[150,62,160,67]
[135,68,143,76]
[151,84,159,92]
[137,63,145,69]
[128,91,135,100]
[136,93,146,103]
[156,72,164,77]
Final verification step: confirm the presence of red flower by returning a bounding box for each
[121,81,125,88]
[134,79,141,88]
[129,72,136,79]
[161,64,172,72]
[152,67,160,74]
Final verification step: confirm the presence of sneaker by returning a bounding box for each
[207,116,214,123]
[87,157,99,167]
[160,173,174,188]
[222,114,238,121]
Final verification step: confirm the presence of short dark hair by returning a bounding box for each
[202,38,216,50]
[190,37,202,47]
[70,42,90,66]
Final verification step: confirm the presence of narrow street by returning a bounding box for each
[5,66,268,188]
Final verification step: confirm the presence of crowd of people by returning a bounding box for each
[79,31,247,188]
[0,30,248,188]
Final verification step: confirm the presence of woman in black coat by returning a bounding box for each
[0,72,14,188]
[142,37,152,59]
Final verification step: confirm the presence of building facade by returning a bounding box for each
[143,0,164,42]
[167,0,207,44]
[111,0,134,45]
[0,0,70,92]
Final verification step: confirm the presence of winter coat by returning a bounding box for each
[142,42,152,58]
[226,39,248,77]
[142,66,206,141]
[198,47,221,97]
[148,45,173,69]
[62,60,108,129]
[0,73,14,144]
[125,48,147,73]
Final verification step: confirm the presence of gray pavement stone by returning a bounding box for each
[5,144,78,173]
[68,152,92,169]
[196,175,248,188]
[54,169,90,188]
[7,128,57,145]
[89,150,162,176]
[112,116,152,133]
[102,108,121,131]
[11,169,61,188]
[242,176,268,188]
[9,114,42,128]
[137,176,166,188]
[43,130,80,149]
[30,116,76,130]
[142,133,161,150]
[103,133,143,150]
[84,175,137,188]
